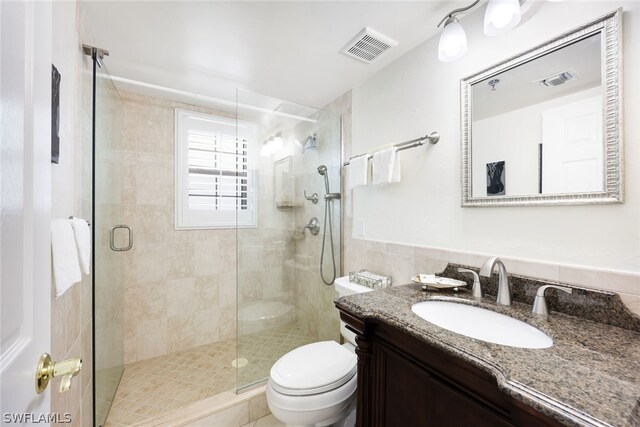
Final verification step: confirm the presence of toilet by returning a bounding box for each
[266,276,373,427]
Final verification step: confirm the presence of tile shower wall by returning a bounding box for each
[290,93,349,343]
[120,92,236,363]
[51,3,94,426]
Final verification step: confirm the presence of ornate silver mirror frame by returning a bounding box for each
[461,9,623,207]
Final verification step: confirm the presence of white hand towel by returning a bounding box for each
[70,217,91,275]
[372,148,401,185]
[51,219,82,297]
[347,154,369,189]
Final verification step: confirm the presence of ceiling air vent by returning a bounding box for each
[340,27,398,64]
[536,69,579,87]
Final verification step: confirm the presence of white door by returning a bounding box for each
[542,95,603,194]
[1,0,53,423]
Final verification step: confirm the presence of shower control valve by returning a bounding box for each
[303,217,320,236]
[304,190,319,204]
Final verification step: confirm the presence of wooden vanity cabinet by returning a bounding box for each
[339,310,565,427]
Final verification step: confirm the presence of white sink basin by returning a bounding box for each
[411,300,553,349]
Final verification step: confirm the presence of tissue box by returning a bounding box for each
[349,270,392,290]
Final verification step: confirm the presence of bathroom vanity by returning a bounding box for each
[335,266,640,427]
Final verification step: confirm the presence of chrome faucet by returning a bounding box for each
[532,285,572,317]
[458,268,482,299]
[479,257,511,306]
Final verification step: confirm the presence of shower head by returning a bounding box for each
[317,165,331,194]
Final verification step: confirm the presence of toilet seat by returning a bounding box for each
[269,341,357,396]
[267,372,357,417]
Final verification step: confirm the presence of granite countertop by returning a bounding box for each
[335,282,640,427]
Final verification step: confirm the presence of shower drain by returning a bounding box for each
[231,358,248,368]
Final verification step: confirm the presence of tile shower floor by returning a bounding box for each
[104,324,314,426]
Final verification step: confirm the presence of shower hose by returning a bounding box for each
[320,196,337,286]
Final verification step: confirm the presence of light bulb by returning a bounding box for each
[484,0,521,36]
[260,141,272,157]
[272,136,284,152]
[438,18,468,62]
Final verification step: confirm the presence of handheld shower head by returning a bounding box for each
[317,165,331,195]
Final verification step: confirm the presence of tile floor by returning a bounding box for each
[237,322,317,387]
[241,414,284,427]
[96,366,127,424]
[103,323,314,426]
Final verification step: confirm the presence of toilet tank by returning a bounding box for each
[334,276,374,347]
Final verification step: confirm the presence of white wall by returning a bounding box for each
[472,87,600,197]
[351,2,639,273]
[51,0,80,218]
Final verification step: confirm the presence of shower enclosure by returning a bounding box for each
[235,90,343,389]
[88,66,343,422]
[83,46,127,426]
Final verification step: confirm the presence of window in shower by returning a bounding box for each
[175,109,257,228]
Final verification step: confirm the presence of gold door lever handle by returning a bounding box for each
[35,353,82,394]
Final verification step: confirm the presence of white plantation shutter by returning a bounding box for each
[176,109,257,228]
[187,131,249,210]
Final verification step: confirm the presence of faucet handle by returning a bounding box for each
[304,190,319,204]
[532,285,572,317]
[458,268,482,299]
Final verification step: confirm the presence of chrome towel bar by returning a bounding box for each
[343,131,440,166]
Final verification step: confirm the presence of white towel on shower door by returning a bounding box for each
[347,154,369,189]
[51,218,82,297]
[372,148,401,185]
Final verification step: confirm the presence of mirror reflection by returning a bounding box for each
[471,33,602,198]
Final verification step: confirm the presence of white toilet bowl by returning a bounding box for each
[267,277,372,427]
[266,341,357,427]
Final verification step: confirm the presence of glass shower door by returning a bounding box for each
[235,90,343,390]
[85,48,127,426]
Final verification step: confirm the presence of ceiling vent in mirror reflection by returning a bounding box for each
[535,69,579,87]
[340,27,398,63]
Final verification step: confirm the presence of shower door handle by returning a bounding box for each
[110,225,133,251]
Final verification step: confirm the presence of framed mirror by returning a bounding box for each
[461,9,622,206]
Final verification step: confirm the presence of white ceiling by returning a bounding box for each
[81,1,458,109]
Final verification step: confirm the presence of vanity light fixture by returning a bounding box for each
[438,17,468,62]
[437,0,479,62]
[484,0,522,36]
[260,138,273,157]
[272,134,284,152]
[437,0,525,62]
[260,133,284,157]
